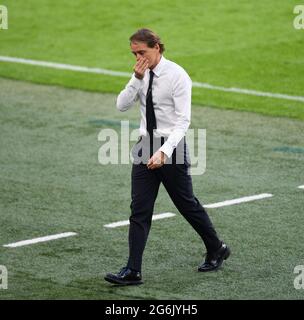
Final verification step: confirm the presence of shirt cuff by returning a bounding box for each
[128,74,144,90]
[159,141,174,159]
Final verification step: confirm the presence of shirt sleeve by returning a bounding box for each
[116,74,144,112]
[159,70,192,158]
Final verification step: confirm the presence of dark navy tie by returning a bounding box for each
[146,70,156,156]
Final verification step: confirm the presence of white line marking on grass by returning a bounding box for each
[105,194,272,228]
[104,212,176,228]
[1,55,304,103]
[204,193,273,209]
[3,232,77,248]
[298,185,304,189]
[192,82,304,103]
[0,56,131,77]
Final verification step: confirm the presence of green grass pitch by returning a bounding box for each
[0,0,304,299]
[0,78,304,299]
[0,0,304,119]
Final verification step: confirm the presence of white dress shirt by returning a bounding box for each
[116,56,192,158]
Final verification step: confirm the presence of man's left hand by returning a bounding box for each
[147,151,167,170]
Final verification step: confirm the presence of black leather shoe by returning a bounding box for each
[104,267,143,285]
[198,242,230,272]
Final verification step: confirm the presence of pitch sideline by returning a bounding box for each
[3,232,78,248]
[0,55,304,103]
[104,193,273,229]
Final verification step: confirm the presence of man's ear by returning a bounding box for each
[155,43,160,52]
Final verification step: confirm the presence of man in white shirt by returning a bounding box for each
[105,29,230,286]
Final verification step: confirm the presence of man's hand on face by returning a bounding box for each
[134,57,149,79]
[147,150,167,170]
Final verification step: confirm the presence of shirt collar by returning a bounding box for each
[150,55,166,77]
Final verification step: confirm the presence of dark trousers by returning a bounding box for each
[127,142,221,272]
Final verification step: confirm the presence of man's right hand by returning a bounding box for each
[134,57,149,79]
